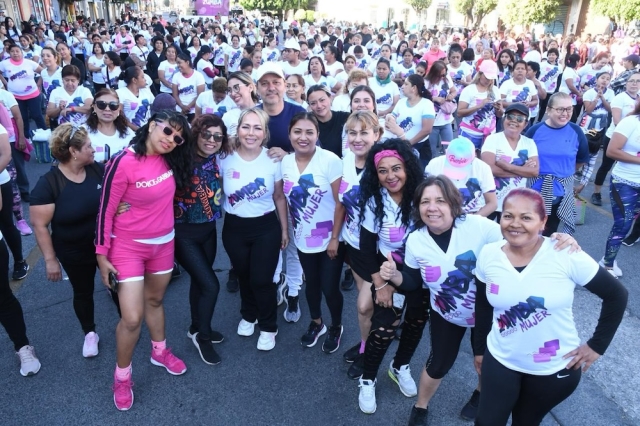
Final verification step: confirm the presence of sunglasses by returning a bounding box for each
[505,113,527,123]
[155,121,184,146]
[201,130,224,142]
[95,100,119,111]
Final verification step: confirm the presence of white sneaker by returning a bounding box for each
[82,332,100,358]
[257,331,278,351]
[16,345,41,376]
[237,319,257,336]
[599,258,623,277]
[358,378,377,414]
[388,361,417,397]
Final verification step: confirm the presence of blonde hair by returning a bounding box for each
[345,110,382,137]
[471,71,496,99]
[236,107,270,149]
[343,69,369,94]
[50,123,88,163]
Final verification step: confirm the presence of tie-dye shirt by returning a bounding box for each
[405,215,502,327]
[281,147,342,253]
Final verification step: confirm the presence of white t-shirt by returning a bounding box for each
[578,64,612,90]
[49,86,94,126]
[196,59,216,85]
[116,87,155,128]
[102,66,121,89]
[368,59,397,78]
[539,62,560,93]
[41,67,62,103]
[476,239,599,375]
[88,55,106,84]
[396,63,416,79]
[304,74,337,91]
[187,46,200,63]
[219,148,282,218]
[580,88,614,132]
[262,47,280,63]
[0,90,17,142]
[390,98,436,142]
[195,90,236,116]
[85,126,135,163]
[281,147,342,253]
[362,187,412,263]
[331,93,350,113]
[500,79,538,119]
[172,71,205,114]
[129,45,149,70]
[481,133,539,211]
[339,151,364,249]
[559,67,580,105]
[458,84,497,138]
[448,62,473,96]
[158,61,179,93]
[427,76,456,126]
[611,115,640,183]
[0,124,8,184]
[354,55,373,72]
[282,61,308,78]
[213,43,229,67]
[605,92,640,138]
[425,156,496,213]
[0,59,39,99]
[369,77,400,113]
[324,61,344,77]
[226,46,243,72]
[405,215,502,327]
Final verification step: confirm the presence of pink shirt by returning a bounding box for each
[422,49,446,71]
[95,149,176,255]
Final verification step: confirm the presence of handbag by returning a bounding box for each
[440,100,457,114]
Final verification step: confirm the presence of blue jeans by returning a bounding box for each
[17,94,46,139]
[429,124,454,158]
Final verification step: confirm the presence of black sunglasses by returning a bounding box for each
[95,100,119,111]
[201,130,224,142]
[505,113,527,123]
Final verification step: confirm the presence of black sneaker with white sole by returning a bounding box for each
[622,234,640,247]
[12,260,29,281]
[348,354,364,380]
[408,405,428,426]
[459,389,480,421]
[187,326,225,343]
[300,321,326,347]
[343,342,361,363]
[191,333,221,365]
[322,325,343,354]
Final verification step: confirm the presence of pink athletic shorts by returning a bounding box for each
[108,237,174,282]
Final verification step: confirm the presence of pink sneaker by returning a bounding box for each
[16,220,32,236]
[150,348,187,375]
[112,375,134,411]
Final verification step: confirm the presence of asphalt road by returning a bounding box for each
[0,153,638,426]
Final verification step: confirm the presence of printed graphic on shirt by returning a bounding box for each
[128,99,150,127]
[227,174,269,207]
[496,294,550,337]
[43,79,61,101]
[459,177,483,211]
[498,70,511,87]
[228,50,241,69]
[377,93,392,105]
[540,67,559,92]
[432,250,477,325]
[339,182,360,231]
[494,149,529,200]
[59,97,86,126]
[179,85,195,96]
[284,173,332,248]
[398,116,414,133]
[511,87,531,103]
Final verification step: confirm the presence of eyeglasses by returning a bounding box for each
[155,121,184,145]
[95,100,119,111]
[226,83,245,94]
[505,113,527,123]
[201,130,223,142]
[549,106,573,114]
[627,79,640,84]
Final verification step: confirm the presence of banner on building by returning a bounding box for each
[194,0,229,16]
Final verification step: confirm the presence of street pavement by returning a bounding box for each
[0,154,638,426]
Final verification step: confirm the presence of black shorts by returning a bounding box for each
[345,242,370,282]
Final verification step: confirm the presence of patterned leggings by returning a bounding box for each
[603,178,640,266]
[6,161,23,221]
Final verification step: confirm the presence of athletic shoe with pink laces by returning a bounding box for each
[150,348,187,375]
[112,374,134,411]
[16,220,32,236]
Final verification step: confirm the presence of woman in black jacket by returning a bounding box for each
[147,36,166,95]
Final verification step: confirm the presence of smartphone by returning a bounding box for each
[108,272,119,293]
[104,144,111,162]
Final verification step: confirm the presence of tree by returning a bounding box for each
[239,0,301,12]
[503,0,561,26]
[453,0,498,28]
[406,0,433,15]
[305,10,315,23]
[592,0,640,22]
[294,9,306,21]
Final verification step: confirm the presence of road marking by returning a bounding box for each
[585,201,613,219]
[10,245,41,292]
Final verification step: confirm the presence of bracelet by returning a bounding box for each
[399,133,406,140]
[70,106,76,112]
[374,282,388,291]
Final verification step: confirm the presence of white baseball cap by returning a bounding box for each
[254,61,285,82]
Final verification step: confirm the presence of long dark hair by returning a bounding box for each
[350,85,378,115]
[357,138,423,230]
[497,49,514,72]
[130,110,193,189]
[407,74,432,100]
[86,89,130,137]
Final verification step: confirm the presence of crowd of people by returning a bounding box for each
[0,11,633,424]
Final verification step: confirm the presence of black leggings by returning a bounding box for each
[0,240,29,351]
[0,182,23,262]
[222,212,281,333]
[297,243,346,326]
[594,136,614,187]
[175,222,220,340]
[537,95,551,122]
[59,261,99,334]
[475,351,581,426]
[543,201,561,237]
[425,309,475,379]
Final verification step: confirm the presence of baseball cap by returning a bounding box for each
[504,103,529,117]
[443,137,476,181]
[254,61,284,82]
[284,37,300,51]
[623,54,640,66]
[478,60,498,80]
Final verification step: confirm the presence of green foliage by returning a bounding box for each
[453,0,498,28]
[592,0,640,22]
[503,0,561,25]
[294,9,306,21]
[305,10,315,22]
[406,0,433,14]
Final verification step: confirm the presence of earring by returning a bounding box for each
[74,156,77,160]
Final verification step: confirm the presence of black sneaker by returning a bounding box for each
[12,260,29,281]
[322,325,343,354]
[347,354,364,380]
[191,333,221,365]
[343,342,361,363]
[284,295,301,323]
[408,405,428,426]
[591,192,602,206]
[226,268,239,293]
[187,326,225,343]
[459,389,480,421]
[622,235,640,247]
[171,261,181,280]
[300,321,327,347]
[341,269,354,291]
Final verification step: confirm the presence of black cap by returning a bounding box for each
[504,103,529,117]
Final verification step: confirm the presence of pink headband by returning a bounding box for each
[374,149,404,167]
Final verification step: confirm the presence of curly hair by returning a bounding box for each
[357,138,424,230]
[191,114,231,158]
[130,110,194,189]
[85,88,130,138]
[50,123,88,163]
